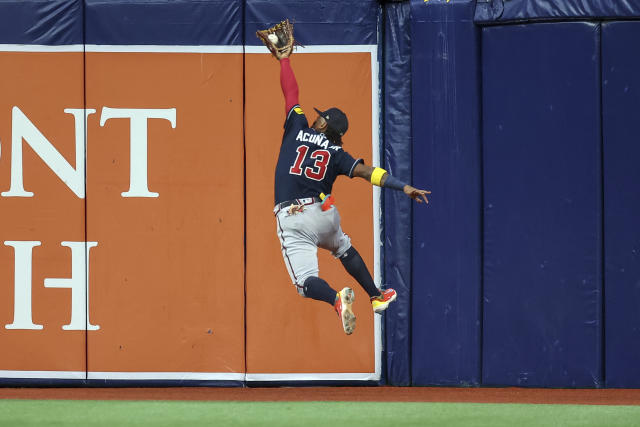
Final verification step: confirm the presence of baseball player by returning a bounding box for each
[272,46,430,335]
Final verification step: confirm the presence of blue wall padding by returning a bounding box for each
[85,0,241,45]
[475,0,640,23]
[482,22,603,387]
[245,0,379,46]
[382,1,412,386]
[0,0,82,44]
[602,21,640,388]
[410,0,482,386]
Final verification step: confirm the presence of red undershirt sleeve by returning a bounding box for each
[280,58,299,114]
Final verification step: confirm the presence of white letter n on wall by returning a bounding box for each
[2,107,96,198]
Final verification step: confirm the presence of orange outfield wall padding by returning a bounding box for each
[245,52,377,375]
[0,50,378,381]
[85,52,246,375]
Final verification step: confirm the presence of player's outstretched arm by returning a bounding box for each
[279,52,299,115]
[352,163,431,204]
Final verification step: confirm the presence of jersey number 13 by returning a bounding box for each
[289,145,330,181]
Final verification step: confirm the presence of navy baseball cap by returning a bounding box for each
[314,107,349,136]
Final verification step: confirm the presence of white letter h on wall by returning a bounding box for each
[4,241,100,331]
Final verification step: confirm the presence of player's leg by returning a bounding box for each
[278,239,339,307]
[301,276,337,305]
[318,207,379,297]
[301,276,356,335]
[300,276,355,335]
[339,246,380,298]
[276,215,325,299]
[319,207,397,313]
[275,209,355,333]
[339,245,396,313]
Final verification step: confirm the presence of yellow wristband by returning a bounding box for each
[370,167,387,187]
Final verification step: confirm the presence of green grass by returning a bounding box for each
[1,400,639,427]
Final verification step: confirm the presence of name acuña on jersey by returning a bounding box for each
[294,130,342,152]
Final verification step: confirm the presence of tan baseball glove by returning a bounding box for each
[256,19,296,59]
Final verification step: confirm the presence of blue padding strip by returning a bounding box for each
[602,21,640,388]
[382,1,412,386]
[0,378,87,387]
[482,22,603,387]
[475,0,640,23]
[0,0,82,45]
[85,0,242,45]
[245,0,378,46]
[410,0,482,386]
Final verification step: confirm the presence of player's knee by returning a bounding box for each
[296,285,306,297]
[333,238,353,258]
[301,275,318,298]
[340,245,356,262]
[296,275,314,297]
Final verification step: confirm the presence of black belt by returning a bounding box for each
[274,197,322,213]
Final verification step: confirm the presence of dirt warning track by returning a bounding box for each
[1,387,639,405]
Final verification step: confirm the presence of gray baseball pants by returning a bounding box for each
[274,199,352,295]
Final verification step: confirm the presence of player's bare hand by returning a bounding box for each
[404,186,431,204]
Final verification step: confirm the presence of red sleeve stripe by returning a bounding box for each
[280,58,300,114]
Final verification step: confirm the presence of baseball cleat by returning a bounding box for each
[334,287,356,335]
[371,288,397,314]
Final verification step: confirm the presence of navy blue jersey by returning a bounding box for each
[274,105,363,205]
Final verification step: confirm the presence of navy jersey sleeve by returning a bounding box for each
[333,149,363,178]
[284,104,308,136]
